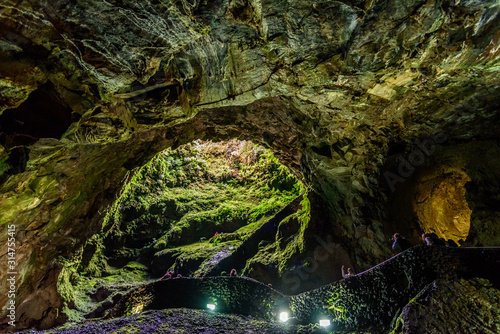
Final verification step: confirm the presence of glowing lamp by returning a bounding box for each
[279,312,289,322]
[319,319,330,327]
[207,304,216,310]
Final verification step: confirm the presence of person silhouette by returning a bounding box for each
[160,270,174,280]
[392,233,413,252]
[341,265,354,278]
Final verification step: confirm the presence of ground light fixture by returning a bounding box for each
[207,304,216,310]
[319,319,331,327]
[279,312,289,322]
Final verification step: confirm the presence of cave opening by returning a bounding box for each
[57,138,307,321]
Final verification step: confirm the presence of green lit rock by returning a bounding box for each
[54,139,306,321]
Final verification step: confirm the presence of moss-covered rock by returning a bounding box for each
[102,139,302,254]
[54,139,305,321]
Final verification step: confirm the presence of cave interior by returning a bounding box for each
[0,0,500,333]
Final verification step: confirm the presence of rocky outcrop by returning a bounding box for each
[392,278,500,334]
[1,0,500,331]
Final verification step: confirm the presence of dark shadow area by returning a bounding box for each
[0,82,73,149]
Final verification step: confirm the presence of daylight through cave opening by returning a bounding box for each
[57,138,307,321]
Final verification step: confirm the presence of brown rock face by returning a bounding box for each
[0,0,499,331]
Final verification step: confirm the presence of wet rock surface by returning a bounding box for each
[22,308,328,334]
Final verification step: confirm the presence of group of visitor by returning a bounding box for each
[392,232,459,252]
[341,231,460,279]
[160,270,182,280]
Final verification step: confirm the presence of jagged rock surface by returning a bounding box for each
[392,278,500,334]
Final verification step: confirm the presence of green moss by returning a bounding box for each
[200,25,211,35]
[0,155,9,177]
[103,264,150,284]
[57,258,152,321]
[58,139,305,318]
[154,239,242,277]
[83,234,106,277]
[242,189,310,276]
[103,139,302,251]
[57,257,97,322]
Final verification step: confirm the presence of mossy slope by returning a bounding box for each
[57,139,306,321]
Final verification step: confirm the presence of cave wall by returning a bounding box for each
[1,0,500,330]
[107,276,288,322]
[392,277,500,334]
[385,141,500,246]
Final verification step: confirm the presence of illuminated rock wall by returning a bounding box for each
[107,276,287,321]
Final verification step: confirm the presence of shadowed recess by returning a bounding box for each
[0,82,74,149]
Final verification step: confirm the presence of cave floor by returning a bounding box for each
[19,308,327,334]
